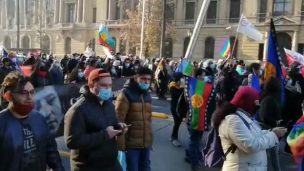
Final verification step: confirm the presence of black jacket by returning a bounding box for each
[0,109,64,171]
[258,95,282,129]
[64,86,122,171]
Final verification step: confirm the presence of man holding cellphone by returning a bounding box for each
[64,69,127,171]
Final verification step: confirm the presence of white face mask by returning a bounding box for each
[180,78,185,87]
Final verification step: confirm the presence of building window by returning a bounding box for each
[166,1,175,21]
[204,37,215,59]
[258,0,267,22]
[273,0,292,16]
[258,43,264,61]
[298,44,304,54]
[67,4,75,23]
[41,35,51,54]
[93,8,97,23]
[164,38,173,58]
[230,36,238,58]
[22,36,30,49]
[183,36,190,56]
[4,36,11,49]
[229,0,241,23]
[206,0,217,24]
[65,37,72,54]
[185,0,195,24]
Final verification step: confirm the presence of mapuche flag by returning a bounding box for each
[186,77,213,131]
[263,19,285,104]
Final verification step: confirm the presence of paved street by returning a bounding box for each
[56,95,298,171]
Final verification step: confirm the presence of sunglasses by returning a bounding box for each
[13,89,35,96]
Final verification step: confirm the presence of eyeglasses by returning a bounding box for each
[13,90,35,96]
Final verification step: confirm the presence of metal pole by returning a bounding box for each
[184,0,211,60]
[139,0,146,59]
[228,14,242,59]
[17,0,20,52]
[159,0,166,58]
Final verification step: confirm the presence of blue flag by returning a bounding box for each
[263,19,285,104]
[250,73,261,93]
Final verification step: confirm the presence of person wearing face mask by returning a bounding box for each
[122,58,135,77]
[49,60,64,85]
[212,86,287,171]
[64,69,127,171]
[0,72,64,171]
[116,67,153,171]
[168,72,188,147]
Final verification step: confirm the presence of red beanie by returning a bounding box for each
[230,86,260,114]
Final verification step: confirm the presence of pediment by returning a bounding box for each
[265,16,298,25]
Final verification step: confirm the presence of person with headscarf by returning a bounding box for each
[212,86,287,171]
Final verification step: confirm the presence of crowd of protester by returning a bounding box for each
[0,51,303,171]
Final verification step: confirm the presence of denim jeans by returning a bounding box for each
[126,148,151,171]
[186,129,203,167]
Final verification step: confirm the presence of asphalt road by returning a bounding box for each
[56,95,298,171]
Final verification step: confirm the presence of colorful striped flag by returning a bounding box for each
[219,38,231,58]
[186,77,213,131]
[287,115,304,169]
[176,59,193,76]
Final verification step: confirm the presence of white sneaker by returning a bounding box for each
[172,140,182,147]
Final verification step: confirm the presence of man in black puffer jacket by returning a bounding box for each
[64,69,127,171]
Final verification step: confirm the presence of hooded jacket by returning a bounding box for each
[115,79,152,150]
[64,86,121,171]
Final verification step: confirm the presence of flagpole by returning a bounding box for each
[184,0,211,60]
[229,14,243,60]
[139,0,146,60]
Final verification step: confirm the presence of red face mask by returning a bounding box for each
[11,102,35,116]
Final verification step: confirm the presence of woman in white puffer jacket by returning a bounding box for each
[212,86,287,171]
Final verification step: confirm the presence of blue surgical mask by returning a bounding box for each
[138,83,150,90]
[98,88,112,101]
[78,72,84,78]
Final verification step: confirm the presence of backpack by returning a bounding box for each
[203,112,251,168]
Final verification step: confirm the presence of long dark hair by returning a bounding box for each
[262,76,281,101]
[212,102,237,129]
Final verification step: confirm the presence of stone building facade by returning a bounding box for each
[0,0,304,61]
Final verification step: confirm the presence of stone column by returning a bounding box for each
[292,31,298,52]
[77,0,83,22]
[267,0,274,17]
[59,0,64,23]
[126,40,130,54]
[218,0,228,25]
[82,0,87,22]
[23,0,27,28]
[33,0,38,24]
[54,0,59,23]
[263,31,268,61]
[108,0,116,20]
[116,38,120,53]
[14,0,18,25]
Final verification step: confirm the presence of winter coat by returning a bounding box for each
[0,109,64,171]
[115,79,152,150]
[168,81,187,118]
[219,109,279,171]
[64,86,122,171]
[49,65,64,85]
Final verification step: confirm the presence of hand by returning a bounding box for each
[272,127,287,138]
[106,126,122,139]
[118,123,129,135]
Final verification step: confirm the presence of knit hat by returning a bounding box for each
[230,86,260,114]
[88,69,110,87]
